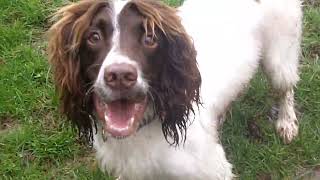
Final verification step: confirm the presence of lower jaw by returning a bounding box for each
[94,98,148,140]
[99,118,157,142]
[100,128,129,141]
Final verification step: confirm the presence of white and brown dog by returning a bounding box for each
[48,0,302,179]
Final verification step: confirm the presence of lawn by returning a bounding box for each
[0,0,319,179]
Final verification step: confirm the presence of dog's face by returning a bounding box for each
[48,0,201,145]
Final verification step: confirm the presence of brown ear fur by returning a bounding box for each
[130,0,202,146]
[47,0,109,142]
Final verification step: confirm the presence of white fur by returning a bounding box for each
[95,1,148,100]
[93,0,302,179]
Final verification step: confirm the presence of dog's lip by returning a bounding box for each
[94,94,147,138]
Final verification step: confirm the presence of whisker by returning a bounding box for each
[83,85,95,108]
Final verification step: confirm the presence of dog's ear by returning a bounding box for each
[131,0,202,146]
[47,0,108,142]
[158,30,201,146]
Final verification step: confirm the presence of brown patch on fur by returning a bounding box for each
[48,0,201,146]
[130,0,187,41]
[48,0,109,93]
[47,0,111,142]
[128,0,202,145]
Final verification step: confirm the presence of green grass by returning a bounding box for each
[0,0,319,179]
[221,5,320,179]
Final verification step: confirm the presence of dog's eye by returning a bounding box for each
[143,34,158,48]
[88,32,101,45]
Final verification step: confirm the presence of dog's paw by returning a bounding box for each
[276,118,299,144]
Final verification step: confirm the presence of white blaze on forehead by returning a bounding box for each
[96,0,129,86]
[114,0,128,16]
[111,0,128,47]
[95,1,148,90]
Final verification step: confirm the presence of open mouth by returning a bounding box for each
[94,94,147,139]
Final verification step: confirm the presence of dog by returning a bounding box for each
[48,0,302,179]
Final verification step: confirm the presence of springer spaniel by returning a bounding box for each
[48,0,302,179]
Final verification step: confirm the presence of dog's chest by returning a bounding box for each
[93,120,214,180]
[94,121,171,179]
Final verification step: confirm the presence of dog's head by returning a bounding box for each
[48,0,201,145]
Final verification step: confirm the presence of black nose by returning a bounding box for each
[104,63,138,90]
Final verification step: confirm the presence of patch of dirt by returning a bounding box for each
[296,165,320,180]
[40,111,60,130]
[309,46,320,60]
[247,120,264,142]
[0,58,5,65]
[0,115,16,131]
[267,105,279,123]
[21,151,36,167]
[304,0,320,7]
[256,173,272,180]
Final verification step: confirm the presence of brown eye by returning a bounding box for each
[143,34,158,48]
[88,32,101,45]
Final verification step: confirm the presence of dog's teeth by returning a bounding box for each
[101,129,108,142]
[104,113,109,123]
[115,136,126,140]
[129,117,135,126]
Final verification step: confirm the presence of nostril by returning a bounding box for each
[104,71,119,89]
[124,71,137,82]
[104,63,138,89]
[122,67,138,88]
[122,71,137,88]
[105,72,117,83]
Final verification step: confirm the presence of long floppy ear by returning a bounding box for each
[131,0,202,146]
[158,31,201,146]
[47,0,109,142]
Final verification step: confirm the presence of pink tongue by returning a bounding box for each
[107,100,135,128]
